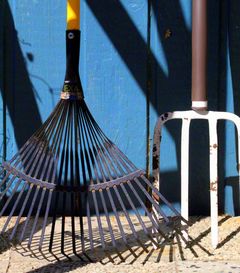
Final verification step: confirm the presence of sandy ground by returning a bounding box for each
[0,215,240,273]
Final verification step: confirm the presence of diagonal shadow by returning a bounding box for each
[0,1,43,150]
[85,0,225,216]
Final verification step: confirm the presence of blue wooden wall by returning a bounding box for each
[0,0,239,216]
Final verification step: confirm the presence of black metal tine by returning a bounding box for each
[39,189,53,250]
[140,176,189,225]
[112,186,148,252]
[6,101,62,166]
[134,177,170,223]
[86,195,94,250]
[80,104,121,253]
[49,103,70,253]
[0,172,11,190]
[23,102,66,177]
[69,103,77,255]
[31,102,67,179]
[126,181,169,242]
[75,104,94,252]
[81,110,139,251]
[119,183,159,248]
[0,178,23,214]
[6,103,63,175]
[85,110,136,171]
[61,103,72,255]
[79,107,115,254]
[82,108,121,180]
[1,181,27,233]
[79,107,110,183]
[12,105,62,172]
[106,188,128,244]
[98,190,117,247]
[99,189,125,262]
[0,175,17,201]
[19,185,40,242]
[91,190,106,249]
[126,181,159,231]
[69,101,85,258]
[81,105,124,261]
[28,188,46,247]
[84,113,133,177]
[10,184,34,240]
[76,104,90,254]
[38,105,68,250]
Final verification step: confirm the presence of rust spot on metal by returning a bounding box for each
[237,163,240,172]
[210,181,218,191]
[164,29,172,39]
[152,191,160,202]
[210,144,218,149]
[152,155,159,170]
[153,145,157,153]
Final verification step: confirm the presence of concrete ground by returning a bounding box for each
[0,215,240,273]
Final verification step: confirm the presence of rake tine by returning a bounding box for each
[39,189,53,251]
[0,178,23,216]
[70,107,77,255]
[141,176,189,225]
[19,186,40,242]
[28,188,47,247]
[0,172,11,191]
[1,181,27,234]
[16,103,64,175]
[126,181,169,241]
[119,183,159,248]
[86,196,94,250]
[81,109,113,180]
[10,184,34,240]
[99,189,125,261]
[77,107,89,254]
[61,116,71,256]
[0,175,17,201]
[134,178,170,223]
[32,103,67,179]
[84,109,128,182]
[48,105,70,253]
[91,190,106,249]
[106,188,127,244]
[112,186,148,252]
[49,103,70,253]
[49,191,59,253]
[12,102,63,162]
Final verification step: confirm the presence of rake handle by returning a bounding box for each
[192,0,207,110]
[62,0,83,99]
[67,0,80,30]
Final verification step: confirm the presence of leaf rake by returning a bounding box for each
[0,0,187,258]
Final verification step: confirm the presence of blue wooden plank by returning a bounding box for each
[83,0,148,169]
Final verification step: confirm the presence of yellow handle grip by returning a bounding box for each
[67,0,80,30]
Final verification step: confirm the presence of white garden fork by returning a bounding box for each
[152,0,240,249]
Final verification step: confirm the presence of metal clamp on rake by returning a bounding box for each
[152,0,240,249]
[0,0,186,259]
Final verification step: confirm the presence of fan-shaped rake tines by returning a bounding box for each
[0,98,187,259]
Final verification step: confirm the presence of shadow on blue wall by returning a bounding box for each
[0,0,239,217]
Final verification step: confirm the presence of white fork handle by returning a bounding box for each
[209,118,218,249]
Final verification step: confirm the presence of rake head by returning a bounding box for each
[0,97,186,258]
